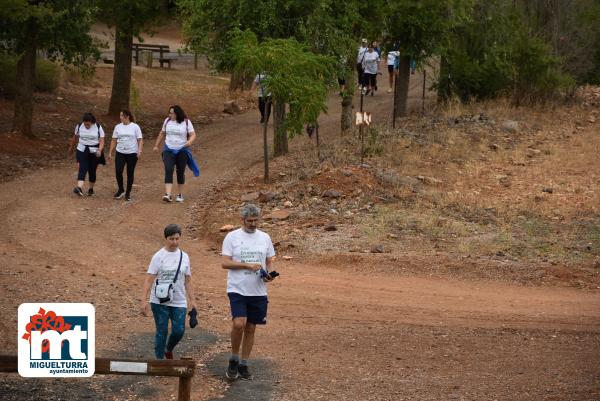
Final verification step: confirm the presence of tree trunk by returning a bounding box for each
[341,93,353,134]
[12,18,37,138]
[108,22,133,116]
[229,70,254,91]
[340,66,355,134]
[393,55,411,121]
[273,98,288,157]
[263,98,271,183]
[437,55,451,103]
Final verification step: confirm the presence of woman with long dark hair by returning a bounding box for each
[108,110,143,201]
[153,105,197,203]
[67,112,105,196]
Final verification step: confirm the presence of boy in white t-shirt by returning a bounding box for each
[221,204,277,380]
[140,224,197,359]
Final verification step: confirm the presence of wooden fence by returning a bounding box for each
[0,354,196,401]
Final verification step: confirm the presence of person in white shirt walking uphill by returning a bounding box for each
[387,50,400,93]
[356,38,368,88]
[250,74,271,124]
[361,42,381,96]
[153,105,197,203]
[221,204,278,380]
[68,112,105,196]
[140,224,197,360]
[108,110,143,201]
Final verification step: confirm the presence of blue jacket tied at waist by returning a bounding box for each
[163,145,200,177]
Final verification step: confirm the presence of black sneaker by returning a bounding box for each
[238,364,253,380]
[125,193,131,201]
[87,188,94,196]
[73,187,84,197]
[114,190,125,199]
[226,359,239,379]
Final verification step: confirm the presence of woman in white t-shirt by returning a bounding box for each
[140,224,197,359]
[361,43,381,96]
[67,112,105,197]
[153,105,197,203]
[108,110,143,201]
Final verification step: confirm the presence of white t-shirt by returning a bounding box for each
[147,248,192,307]
[222,228,276,297]
[112,122,143,154]
[387,51,399,66]
[362,51,380,75]
[162,118,195,150]
[75,123,105,152]
[357,46,368,64]
[254,74,270,97]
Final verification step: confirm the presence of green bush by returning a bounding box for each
[444,1,575,105]
[511,32,575,105]
[35,59,60,93]
[0,56,60,98]
[0,57,17,98]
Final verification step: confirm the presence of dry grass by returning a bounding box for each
[334,97,600,264]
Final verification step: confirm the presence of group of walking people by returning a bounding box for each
[68,105,199,203]
[356,38,417,96]
[140,203,278,381]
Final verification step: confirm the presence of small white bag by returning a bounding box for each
[155,282,174,303]
[154,251,182,304]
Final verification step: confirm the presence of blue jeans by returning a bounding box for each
[150,303,187,359]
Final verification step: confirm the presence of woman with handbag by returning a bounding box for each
[140,224,197,359]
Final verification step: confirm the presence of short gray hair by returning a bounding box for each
[241,203,261,219]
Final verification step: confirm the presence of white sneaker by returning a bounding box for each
[176,194,184,203]
[162,193,172,202]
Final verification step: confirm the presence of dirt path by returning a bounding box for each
[1,82,599,401]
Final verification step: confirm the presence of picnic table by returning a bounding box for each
[132,43,175,68]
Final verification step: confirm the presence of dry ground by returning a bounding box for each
[0,51,599,401]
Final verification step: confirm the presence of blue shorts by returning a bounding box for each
[228,292,268,325]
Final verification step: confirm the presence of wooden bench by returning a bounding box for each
[132,43,175,68]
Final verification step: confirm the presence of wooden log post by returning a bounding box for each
[134,45,140,66]
[0,355,195,401]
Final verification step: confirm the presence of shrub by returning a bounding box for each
[510,32,576,105]
[0,56,60,98]
[35,59,60,93]
[0,57,17,98]
[443,1,575,105]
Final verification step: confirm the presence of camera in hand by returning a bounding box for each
[260,269,280,280]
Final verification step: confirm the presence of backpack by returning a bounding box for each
[163,117,191,139]
[75,122,106,165]
[76,122,103,140]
